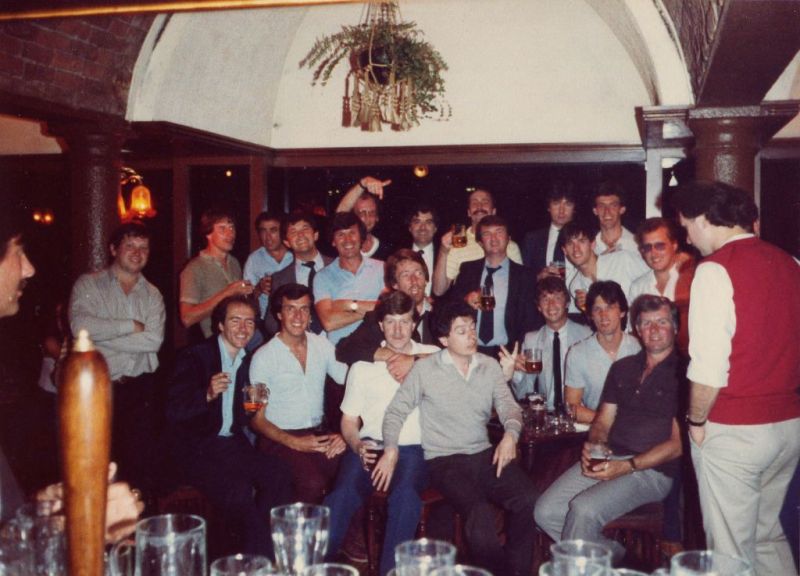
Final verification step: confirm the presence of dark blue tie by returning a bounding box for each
[479,266,499,344]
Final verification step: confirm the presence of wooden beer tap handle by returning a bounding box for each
[59,330,111,576]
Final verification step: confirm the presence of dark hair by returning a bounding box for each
[592,180,627,206]
[385,248,429,288]
[561,220,597,243]
[635,217,678,246]
[109,221,151,251]
[405,203,440,228]
[254,211,285,233]
[630,294,679,334]
[329,212,366,244]
[281,211,319,239]
[432,300,476,339]
[269,282,313,323]
[375,290,419,323]
[535,276,569,302]
[211,295,259,334]
[0,204,26,261]
[546,179,578,204]
[200,207,235,237]
[670,180,758,230]
[586,280,629,330]
[475,214,508,243]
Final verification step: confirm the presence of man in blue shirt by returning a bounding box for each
[243,211,294,320]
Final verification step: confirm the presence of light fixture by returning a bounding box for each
[119,167,156,221]
[413,165,429,178]
[32,209,55,225]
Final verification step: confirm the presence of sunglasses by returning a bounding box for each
[640,241,668,254]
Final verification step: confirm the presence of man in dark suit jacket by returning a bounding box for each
[450,215,540,356]
[521,179,577,277]
[264,212,333,338]
[337,249,439,377]
[166,295,292,558]
[405,202,439,297]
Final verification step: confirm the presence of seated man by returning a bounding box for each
[324,291,440,576]
[510,277,591,407]
[166,295,292,557]
[250,283,348,503]
[534,295,682,561]
[382,301,537,576]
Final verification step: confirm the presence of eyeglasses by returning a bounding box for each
[639,241,668,253]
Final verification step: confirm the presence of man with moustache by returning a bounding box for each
[69,221,165,490]
[521,180,577,279]
[243,211,293,321]
[336,175,394,260]
[432,188,522,296]
[167,295,292,557]
[405,203,439,296]
[265,212,332,338]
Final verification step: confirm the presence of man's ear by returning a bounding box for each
[438,336,448,348]
[620,205,627,216]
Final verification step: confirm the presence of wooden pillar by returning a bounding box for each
[172,158,190,349]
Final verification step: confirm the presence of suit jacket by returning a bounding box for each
[521,227,564,273]
[449,258,541,346]
[336,308,439,365]
[265,254,333,337]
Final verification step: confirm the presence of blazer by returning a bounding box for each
[521,227,564,273]
[449,258,541,346]
[264,254,333,337]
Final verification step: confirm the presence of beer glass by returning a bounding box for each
[671,550,754,576]
[271,504,330,576]
[538,561,610,575]
[451,224,467,248]
[480,285,495,311]
[0,530,29,576]
[301,564,358,575]
[429,565,493,575]
[395,538,456,575]
[210,553,275,575]
[523,348,543,374]
[243,382,269,415]
[586,443,610,470]
[550,540,612,569]
[549,261,566,279]
[109,513,206,576]
[362,439,385,472]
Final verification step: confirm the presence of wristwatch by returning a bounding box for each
[685,414,707,427]
[349,299,358,313]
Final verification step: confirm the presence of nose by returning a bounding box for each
[22,254,35,279]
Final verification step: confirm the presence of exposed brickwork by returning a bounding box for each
[0,14,155,117]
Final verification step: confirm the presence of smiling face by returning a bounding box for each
[257,218,283,252]
[354,195,379,233]
[218,301,256,351]
[392,259,427,305]
[206,218,236,253]
[284,220,318,256]
[111,235,150,276]
[0,236,35,318]
[548,197,576,228]
[537,290,568,328]
[379,311,415,353]
[409,211,437,247]
[277,294,312,338]
[439,315,478,358]
[591,295,624,337]
[563,234,595,268]
[593,194,626,230]
[332,224,363,259]
[636,305,676,356]
[639,227,678,273]
[467,190,495,228]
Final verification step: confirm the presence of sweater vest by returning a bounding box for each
[704,237,800,424]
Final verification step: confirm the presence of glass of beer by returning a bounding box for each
[527,392,547,433]
[587,442,610,470]
[549,261,566,279]
[451,224,467,248]
[362,439,385,472]
[574,288,588,313]
[243,382,269,415]
[523,348,543,374]
[480,285,495,311]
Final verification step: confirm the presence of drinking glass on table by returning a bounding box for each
[211,554,275,575]
[395,538,456,575]
[11,503,66,576]
[243,382,269,415]
[429,565,493,576]
[550,540,612,569]
[671,550,754,576]
[538,560,611,575]
[271,504,330,576]
[302,564,358,576]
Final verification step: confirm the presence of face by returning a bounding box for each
[593,194,626,229]
[0,237,35,318]
[409,211,437,247]
[278,295,312,337]
[478,225,509,258]
[639,227,678,273]
[257,218,283,252]
[110,235,150,276]
[440,316,478,358]
[467,190,495,227]
[218,302,256,350]
[563,234,594,267]
[354,196,379,233]
[207,218,236,253]
[537,291,568,327]
[379,311,415,352]
[392,259,427,305]
[548,197,576,228]
[590,295,625,337]
[679,213,713,256]
[636,306,676,355]
[284,220,318,255]
[332,224,363,259]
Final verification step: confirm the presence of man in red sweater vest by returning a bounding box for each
[673,181,800,576]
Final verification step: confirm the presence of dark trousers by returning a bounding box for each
[112,373,157,491]
[258,435,342,504]
[181,435,293,558]
[428,448,537,576]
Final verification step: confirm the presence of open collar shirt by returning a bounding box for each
[216,335,246,437]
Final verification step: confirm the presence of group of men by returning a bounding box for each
[2,175,797,576]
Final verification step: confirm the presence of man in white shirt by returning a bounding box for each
[243,211,293,320]
[406,203,439,296]
[510,277,591,408]
[69,222,165,490]
[591,181,641,256]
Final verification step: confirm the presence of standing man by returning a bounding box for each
[521,180,577,278]
[450,215,538,356]
[673,181,800,575]
[243,211,293,321]
[313,212,384,345]
[69,221,165,490]
[180,208,254,339]
[336,175,393,260]
[265,212,332,338]
[406,203,439,296]
[166,295,292,558]
[432,188,522,296]
[382,301,537,576]
[592,181,641,256]
[535,295,682,560]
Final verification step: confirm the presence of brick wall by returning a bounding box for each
[0,14,155,117]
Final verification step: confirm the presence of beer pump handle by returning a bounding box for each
[59,330,111,576]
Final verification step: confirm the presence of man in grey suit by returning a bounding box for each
[265,212,332,338]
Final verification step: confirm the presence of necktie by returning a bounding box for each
[553,330,563,410]
[478,266,499,344]
[554,229,566,264]
[302,261,316,289]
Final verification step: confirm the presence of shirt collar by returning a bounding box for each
[721,233,755,247]
[217,335,245,367]
[441,348,478,379]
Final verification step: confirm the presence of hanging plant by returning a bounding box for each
[299,2,450,131]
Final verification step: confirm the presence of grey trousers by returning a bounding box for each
[534,460,672,558]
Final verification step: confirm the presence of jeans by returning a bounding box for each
[324,446,427,576]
